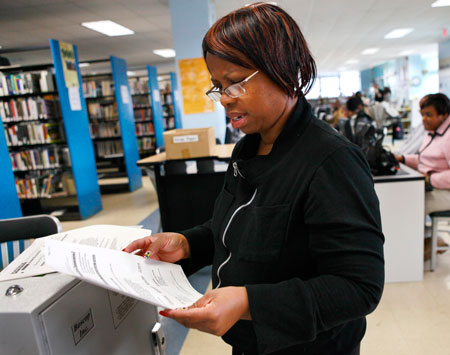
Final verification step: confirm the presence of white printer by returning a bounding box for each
[0,273,165,354]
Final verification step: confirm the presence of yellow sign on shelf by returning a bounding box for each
[59,41,79,88]
[178,58,214,115]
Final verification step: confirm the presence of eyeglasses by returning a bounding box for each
[206,70,259,102]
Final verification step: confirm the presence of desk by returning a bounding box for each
[138,144,234,232]
[374,164,425,282]
[139,149,425,283]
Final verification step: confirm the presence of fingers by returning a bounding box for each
[122,235,156,255]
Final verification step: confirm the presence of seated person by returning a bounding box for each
[394,93,450,255]
[337,96,373,143]
[394,93,450,213]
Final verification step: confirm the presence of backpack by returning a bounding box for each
[354,123,399,176]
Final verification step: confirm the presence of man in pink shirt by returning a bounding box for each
[395,93,450,214]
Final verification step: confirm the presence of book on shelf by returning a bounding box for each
[82,79,114,98]
[137,136,156,152]
[5,122,63,146]
[10,146,61,171]
[134,107,152,121]
[129,77,149,95]
[87,101,117,119]
[0,70,55,96]
[14,169,70,199]
[0,95,59,122]
[135,122,154,136]
[90,121,121,138]
[95,140,124,158]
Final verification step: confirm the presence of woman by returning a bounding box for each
[395,93,450,215]
[124,3,384,354]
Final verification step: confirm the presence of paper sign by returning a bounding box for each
[68,87,81,111]
[178,58,214,115]
[121,85,130,104]
[152,89,161,102]
[59,41,79,88]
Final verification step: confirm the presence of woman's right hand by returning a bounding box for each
[122,232,190,263]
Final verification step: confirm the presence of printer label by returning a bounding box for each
[108,291,138,329]
[71,308,94,345]
[173,135,199,143]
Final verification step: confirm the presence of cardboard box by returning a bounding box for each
[163,127,216,159]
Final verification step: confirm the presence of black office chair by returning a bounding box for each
[0,215,62,269]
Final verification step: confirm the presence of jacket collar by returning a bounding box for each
[436,114,450,136]
[234,96,313,184]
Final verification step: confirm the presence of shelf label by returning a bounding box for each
[173,135,199,143]
[68,87,82,111]
[121,85,130,104]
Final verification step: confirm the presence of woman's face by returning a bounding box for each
[205,53,294,138]
[421,105,447,131]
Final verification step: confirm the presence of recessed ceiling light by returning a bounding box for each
[361,48,379,55]
[431,0,450,7]
[81,20,134,37]
[385,28,414,39]
[345,59,359,64]
[153,49,176,58]
[79,62,90,67]
[127,71,136,76]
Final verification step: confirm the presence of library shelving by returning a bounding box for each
[128,73,156,158]
[0,40,102,220]
[82,56,142,193]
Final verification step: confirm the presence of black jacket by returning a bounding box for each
[181,97,384,354]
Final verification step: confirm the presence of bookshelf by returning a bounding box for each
[0,40,102,220]
[128,74,156,157]
[82,56,142,193]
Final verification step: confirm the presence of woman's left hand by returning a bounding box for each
[160,286,251,336]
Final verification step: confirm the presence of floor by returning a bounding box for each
[61,175,450,355]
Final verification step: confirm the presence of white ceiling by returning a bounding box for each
[1,0,450,75]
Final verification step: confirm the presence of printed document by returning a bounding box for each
[44,239,203,309]
[0,225,151,282]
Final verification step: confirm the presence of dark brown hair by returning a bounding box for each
[202,2,316,97]
[420,93,450,115]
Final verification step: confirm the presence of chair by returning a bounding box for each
[429,210,450,271]
[0,215,62,270]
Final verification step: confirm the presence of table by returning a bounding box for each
[374,164,425,282]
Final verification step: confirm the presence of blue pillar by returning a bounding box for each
[110,56,143,191]
[146,65,164,149]
[170,72,183,129]
[50,39,102,219]
[0,115,22,219]
[169,0,226,143]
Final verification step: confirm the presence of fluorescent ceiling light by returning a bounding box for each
[79,62,90,67]
[153,49,176,58]
[81,20,134,37]
[127,71,136,76]
[385,28,414,39]
[361,48,379,55]
[431,0,450,7]
[345,59,359,64]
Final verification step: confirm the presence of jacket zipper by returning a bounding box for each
[233,161,245,178]
[215,188,257,289]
